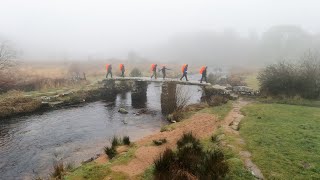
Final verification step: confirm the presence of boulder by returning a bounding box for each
[118,108,128,114]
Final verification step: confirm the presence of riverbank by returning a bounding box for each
[64,101,254,180]
[0,80,111,120]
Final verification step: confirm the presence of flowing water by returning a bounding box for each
[0,82,202,180]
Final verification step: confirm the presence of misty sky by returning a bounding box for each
[1,0,320,60]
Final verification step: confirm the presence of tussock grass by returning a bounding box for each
[105,136,131,159]
[122,136,130,145]
[111,136,121,147]
[104,146,117,159]
[50,161,67,179]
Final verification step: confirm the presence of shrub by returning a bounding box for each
[199,150,229,179]
[153,132,229,179]
[258,61,298,97]
[104,146,117,159]
[227,74,246,86]
[176,133,203,174]
[176,85,192,110]
[50,161,66,179]
[111,136,121,147]
[122,136,130,145]
[176,132,202,152]
[258,51,320,99]
[154,149,175,180]
[207,96,227,106]
[207,72,222,84]
[129,68,142,77]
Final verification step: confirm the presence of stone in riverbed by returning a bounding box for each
[118,108,128,114]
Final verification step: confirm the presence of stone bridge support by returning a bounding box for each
[102,79,117,101]
[131,81,148,108]
[161,82,177,114]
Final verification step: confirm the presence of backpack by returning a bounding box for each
[119,64,124,70]
[200,66,206,74]
[151,64,156,71]
[181,64,187,73]
[106,64,110,71]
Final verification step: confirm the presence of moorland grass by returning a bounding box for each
[200,101,233,120]
[240,103,320,179]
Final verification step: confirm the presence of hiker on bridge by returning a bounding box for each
[159,65,170,79]
[106,64,112,78]
[150,64,158,79]
[200,66,208,83]
[119,64,125,77]
[180,64,189,81]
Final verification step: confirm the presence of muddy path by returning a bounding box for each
[109,113,218,177]
[222,98,264,179]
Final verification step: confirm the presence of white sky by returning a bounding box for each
[1,0,320,60]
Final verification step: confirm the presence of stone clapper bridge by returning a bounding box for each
[102,77,228,114]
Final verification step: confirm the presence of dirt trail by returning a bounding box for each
[222,98,264,180]
[100,99,264,179]
[110,113,218,177]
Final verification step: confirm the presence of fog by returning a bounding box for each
[1,0,320,65]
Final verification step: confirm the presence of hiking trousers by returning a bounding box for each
[106,71,112,78]
[180,72,188,81]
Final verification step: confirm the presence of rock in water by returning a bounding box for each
[118,108,128,114]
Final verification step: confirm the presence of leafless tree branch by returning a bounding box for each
[0,41,16,70]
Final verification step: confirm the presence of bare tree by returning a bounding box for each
[176,85,192,110]
[68,62,82,80]
[0,40,16,71]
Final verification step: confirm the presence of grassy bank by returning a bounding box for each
[200,101,233,120]
[0,91,42,119]
[0,81,104,119]
[240,103,320,179]
[66,145,137,180]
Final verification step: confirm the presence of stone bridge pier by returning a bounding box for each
[102,79,117,101]
[161,82,177,115]
[131,81,148,108]
[102,78,213,115]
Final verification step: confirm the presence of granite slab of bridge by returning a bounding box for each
[101,77,227,114]
[111,77,211,86]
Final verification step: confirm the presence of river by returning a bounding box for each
[0,82,202,180]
